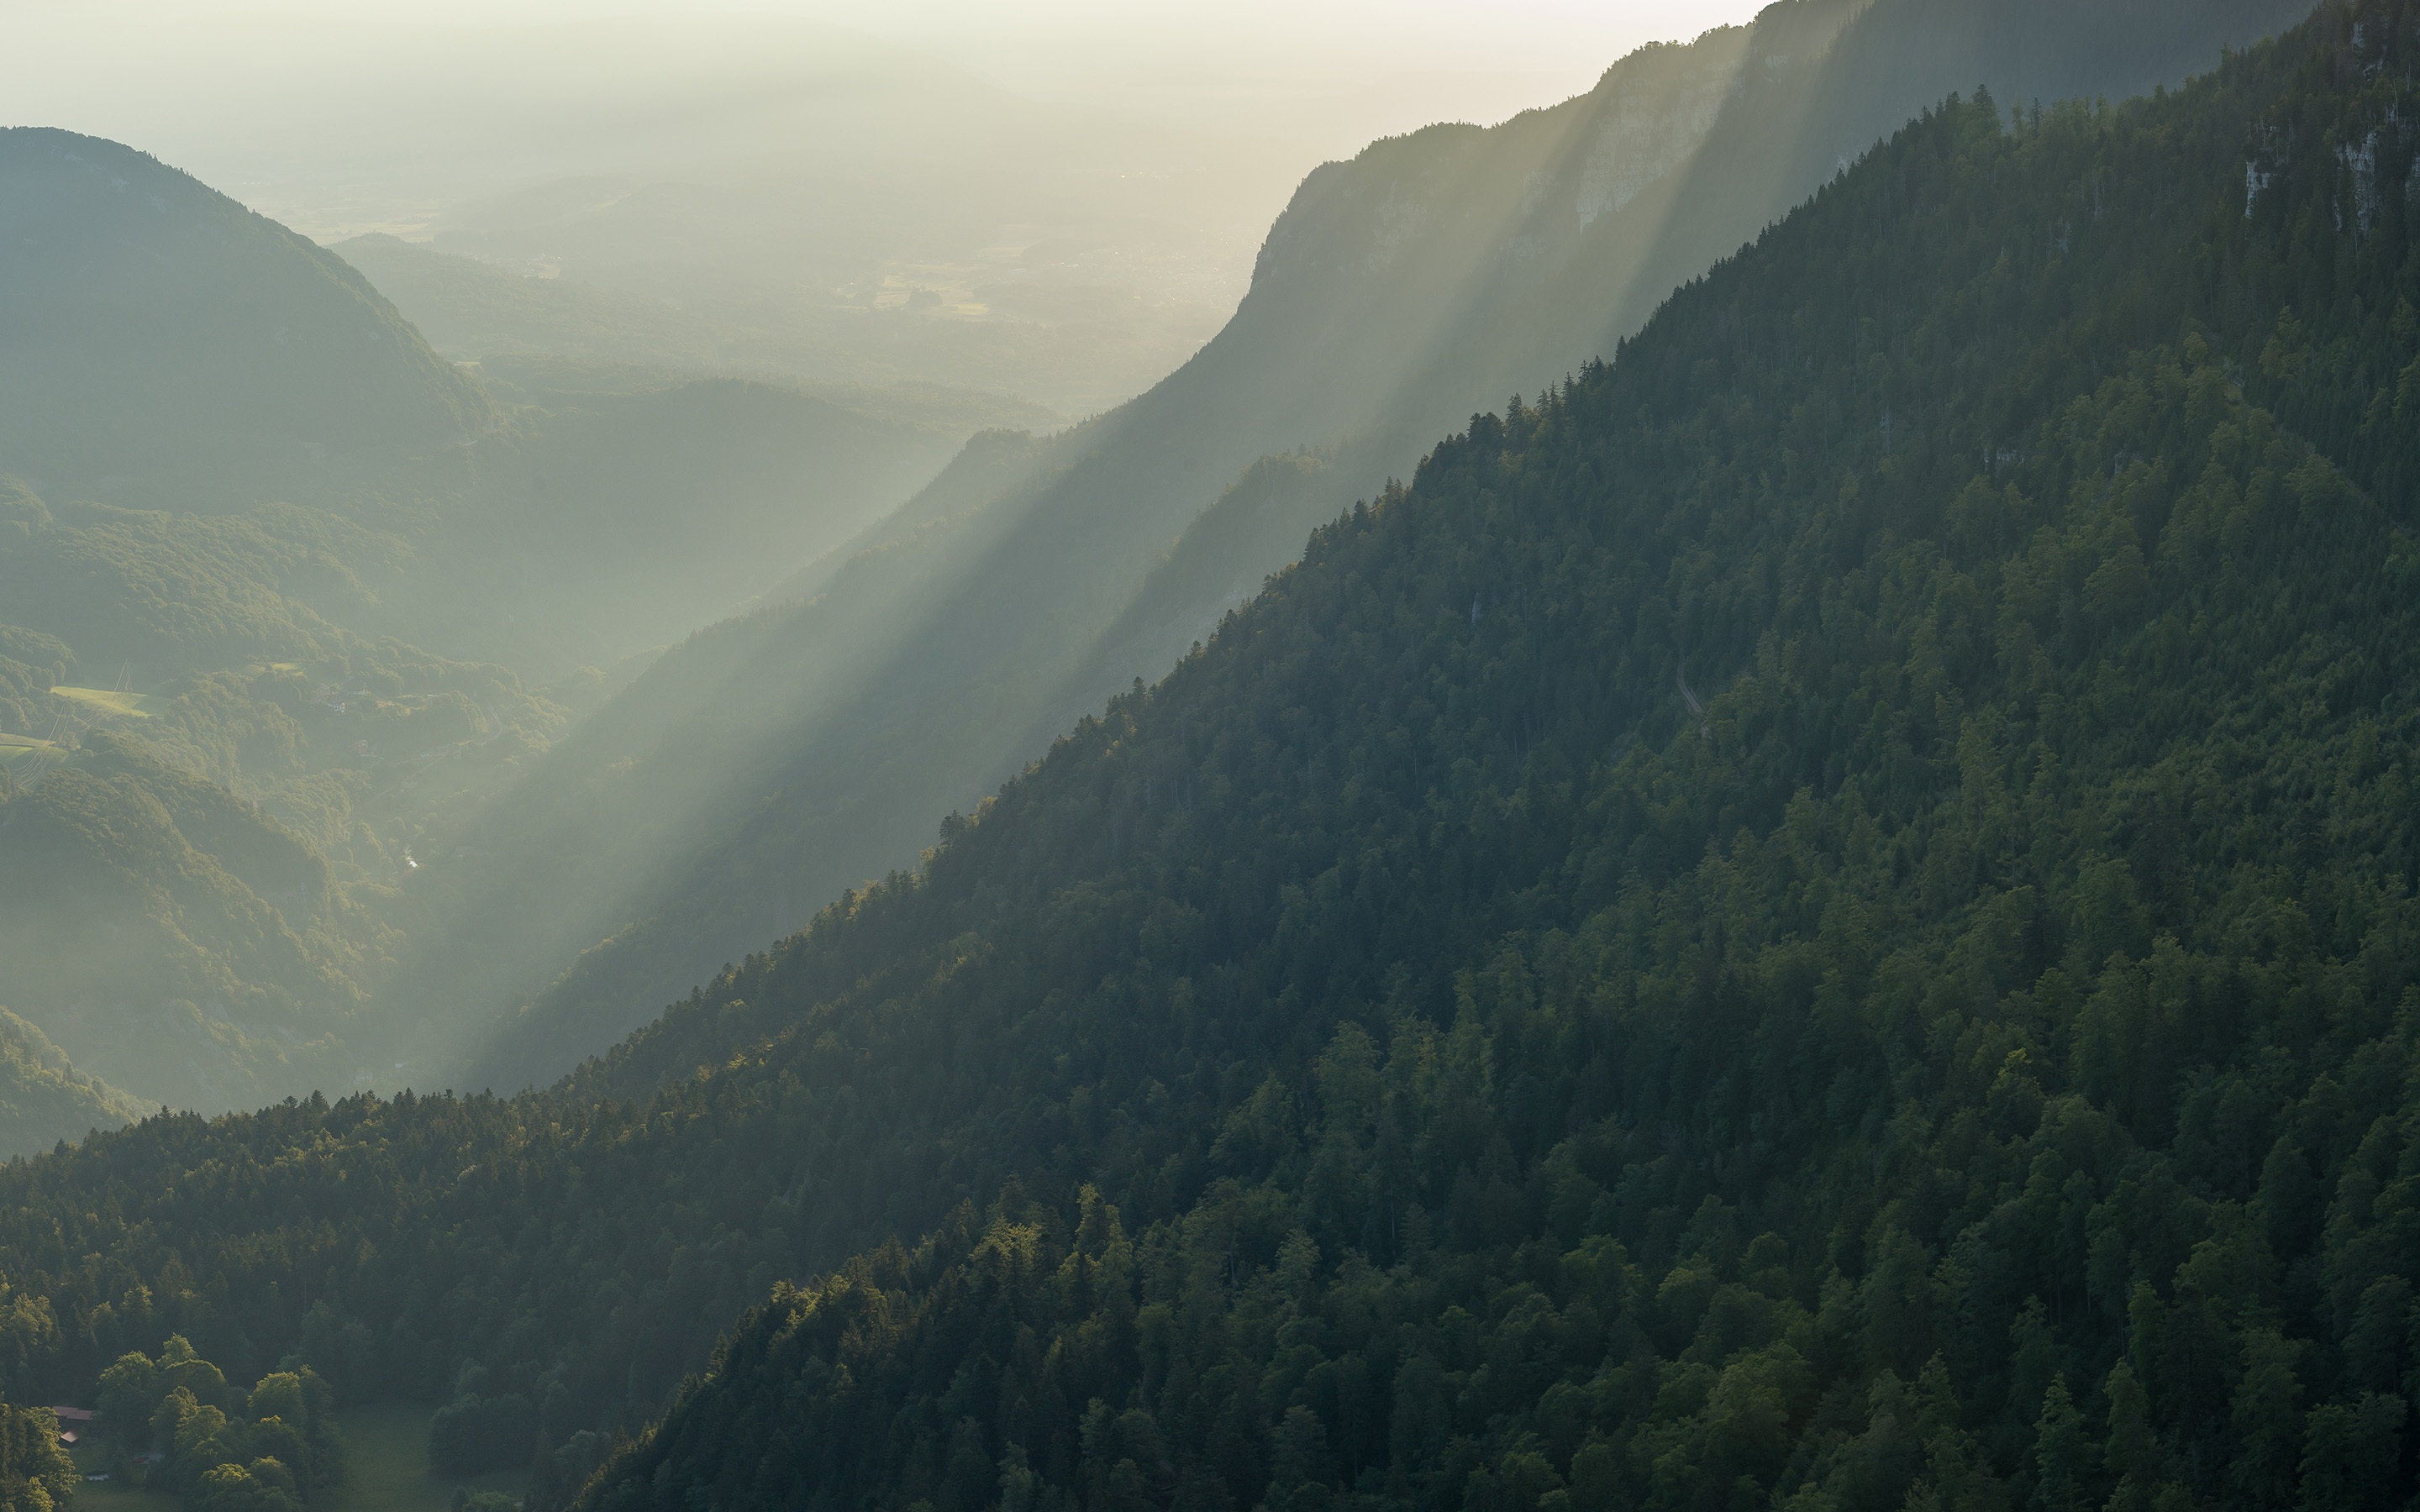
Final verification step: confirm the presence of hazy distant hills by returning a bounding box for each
[0,129,491,495]
[455,0,2313,1091]
[0,132,1063,1122]
[9,12,1284,414]
[331,234,1075,454]
[374,376,1034,677]
[339,222,1223,417]
[0,130,1055,678]
[3,8,2409,1504]
[0,130,1037,668]
[333,233,730,372]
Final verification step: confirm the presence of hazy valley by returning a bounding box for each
[0,3,2415,1511]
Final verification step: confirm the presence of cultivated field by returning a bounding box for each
[50,687,150,718]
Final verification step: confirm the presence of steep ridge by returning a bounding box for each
[0,129,492,496]
[1037,0,2323,741]
[758,427,1076,610]
[0,11,2411,1512]
[441,27,1765,1087]
[453,0,2316,1093]
[555,13,2420,1508]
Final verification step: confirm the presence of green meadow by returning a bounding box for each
[65,1404,529,1512]
[50,687,150,718]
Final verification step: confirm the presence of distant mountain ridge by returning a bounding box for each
[0,133,1061,1122]
[453,0,2316,1092]
[0,10,2409,1510]
[1044,0,2318,732]
[0,129,491,494]
[331,233,726,372]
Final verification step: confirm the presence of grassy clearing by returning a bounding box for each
[326,1403,529,1512]
[51,687,151,718]
[67,1441,160,1510]
[60,1404,527,1512]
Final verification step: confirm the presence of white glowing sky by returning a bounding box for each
[6,0,1769,162]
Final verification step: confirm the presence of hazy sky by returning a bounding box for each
[3,0,1770,281]
[8,0,1770,158]
[753,0,1764,120]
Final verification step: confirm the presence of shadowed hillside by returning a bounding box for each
[451,0,2315,1095]
[0,732,377,1111]
[0,13,2411,1512]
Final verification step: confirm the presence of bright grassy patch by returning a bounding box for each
[51,686,151,718]
[326,1403,529,1512]
[66,1441,160,1511]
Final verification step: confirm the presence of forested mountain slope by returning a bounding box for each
[0,730,387,1116]
[450,0,2316,1094]
[1023,0,2318,744]
[0,1006,144,1154]
[0,129,491,496]
[563,13,2420,1509]
[0,9,2412,1512]
[1062,0,2323,730]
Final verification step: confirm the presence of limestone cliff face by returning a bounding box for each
[1247,24,1762,310]
[1572,39,1755,229]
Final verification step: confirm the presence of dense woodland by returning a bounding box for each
[93,1340,344,1512]
[0,1404,76,1512]
[0,3,2415,1512]
[436,0,2319,1099]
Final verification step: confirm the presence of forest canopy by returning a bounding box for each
[0,5,2412,1512]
